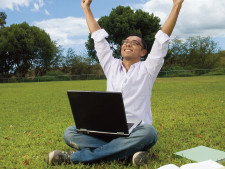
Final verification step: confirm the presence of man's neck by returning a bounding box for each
[122,60,139,72]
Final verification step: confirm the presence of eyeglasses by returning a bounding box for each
[122,40,143,47]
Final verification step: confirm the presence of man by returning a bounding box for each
[47,0,184,166]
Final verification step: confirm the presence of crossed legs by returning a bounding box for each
[63,124,158,164]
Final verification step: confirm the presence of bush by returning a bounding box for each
[166,65,185,71]
[203,69,225,76]
[44,70,65,76]
[177,71,194,77]
[159,65,195,77]
[34,70,70,82]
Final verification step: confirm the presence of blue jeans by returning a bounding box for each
[63,124,157,164]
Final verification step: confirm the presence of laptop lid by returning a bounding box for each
[67,90,141,137]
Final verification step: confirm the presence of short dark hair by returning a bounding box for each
[128,34,147,51]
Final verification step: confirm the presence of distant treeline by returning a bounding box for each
[1,8,224,80]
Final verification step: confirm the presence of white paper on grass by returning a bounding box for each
[157,160,224,169]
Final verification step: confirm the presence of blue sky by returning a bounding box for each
[1,0,225,54]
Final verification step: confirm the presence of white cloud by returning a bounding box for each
[0,0,32,10]
[0,0,45,12]
[31,0,44,12]
[134,0,225,38]
[44,9,50,15]
[38,0,44,8]
[34,17,89,47]
[32,2,39,11]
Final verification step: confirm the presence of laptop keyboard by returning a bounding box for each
[127,123,134,130]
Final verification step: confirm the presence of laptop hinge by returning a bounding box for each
[117,132,124,135]
[80,128,88,132]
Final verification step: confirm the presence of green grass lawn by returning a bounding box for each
[0,76,225,169]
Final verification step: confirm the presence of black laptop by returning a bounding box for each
[67,90,141,138]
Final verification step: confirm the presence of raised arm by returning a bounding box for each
[161,0,184,36]
[81,0,101,34]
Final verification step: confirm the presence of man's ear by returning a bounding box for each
[141,49,147,57]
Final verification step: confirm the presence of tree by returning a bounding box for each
[62,48,77,73]
[186,36,220,69]
[0,22,56,77]
[0,12,7,29]
[85,6,161,62]
[165,36,221,69]
[61,48,103,75]
[216,50,225,68]
[165,38,188,68]
[62,48,89,74]
[50,42,65,70]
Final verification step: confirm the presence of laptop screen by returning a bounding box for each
[67,91,129,134]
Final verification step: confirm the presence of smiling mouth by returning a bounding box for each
[124,49,133,52]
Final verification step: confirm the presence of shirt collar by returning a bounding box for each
[120,61,141,73]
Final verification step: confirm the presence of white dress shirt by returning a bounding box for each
[91,29,169,125]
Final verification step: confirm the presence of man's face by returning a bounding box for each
[121,36,147,62]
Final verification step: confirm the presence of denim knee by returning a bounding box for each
[63,126,76,145]
[144,125,157,138]
[133,124,158,149]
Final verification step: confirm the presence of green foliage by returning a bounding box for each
[34,76,70,82]
[166,65,186,71]
[63,48,90,74]
[215,50,225,68]
[50,42,65,69]
[166,36,221,69]
[33,70,70,82]
[203,68,225,76]
[0,12,7,29]
[0,76,225,168]
[85,6,161,62]
[0,22,56,78]
[62,48,103,75]
[159,65,195,77]
[44,70,65,76]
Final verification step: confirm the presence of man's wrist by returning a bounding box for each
[82,6,90,10]
[172,2,182,14]
[82,6,92,15]
[173,2,183,8]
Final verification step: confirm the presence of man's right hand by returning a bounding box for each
[173,0,184,5]
[81,0,100,34]
[161,0,184,36]
[81,0,92,9]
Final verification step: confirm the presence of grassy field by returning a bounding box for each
[0,75,225,169]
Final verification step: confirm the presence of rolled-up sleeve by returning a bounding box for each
[144,30,170,80]
[148,30,170,59]
[91,29,115,78]
[155,30,170,46]
[91,29,109,42]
